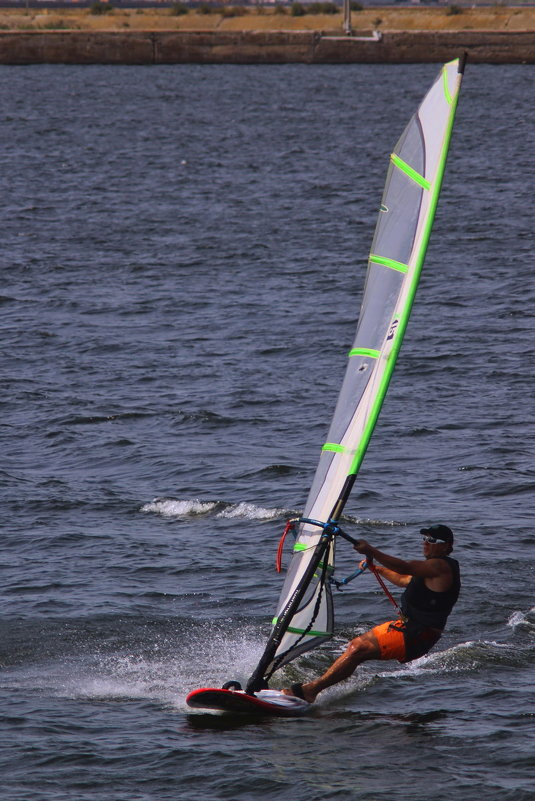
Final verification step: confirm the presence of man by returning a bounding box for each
[283,523,460,704]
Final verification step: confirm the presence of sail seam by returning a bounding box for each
[391,153,430,190]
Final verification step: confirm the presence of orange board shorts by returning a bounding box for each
[372,619,442,663]
[372,619,407,662]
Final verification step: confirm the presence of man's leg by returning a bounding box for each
[284,631,381,703]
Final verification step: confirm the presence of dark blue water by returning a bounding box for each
[1,63,534,801]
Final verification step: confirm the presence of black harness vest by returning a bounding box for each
[400,556,461,630]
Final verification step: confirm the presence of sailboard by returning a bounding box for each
[186,687,310,716]
[186,57,465,715]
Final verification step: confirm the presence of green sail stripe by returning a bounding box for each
[322,442,346,454]
[292,545,326,570]
[291,544,331,577]
[348,347,381,359]
[442,64,453,105]
[369,254,409,274]
[391,153,431,191]
[271,619,330,637]
[347,60,462,478]
[287,625,329,637]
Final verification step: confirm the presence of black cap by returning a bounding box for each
[420,524,454,543]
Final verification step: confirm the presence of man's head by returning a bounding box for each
[420,523,454,555]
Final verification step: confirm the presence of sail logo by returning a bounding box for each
[387,319,399,341]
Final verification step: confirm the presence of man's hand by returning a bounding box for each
[354,539,373,557]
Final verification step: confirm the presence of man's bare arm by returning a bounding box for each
[374,566,412,587]
[355,540,450,580]
[359,559,410,587]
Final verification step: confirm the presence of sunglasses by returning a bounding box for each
[422,535,446,544]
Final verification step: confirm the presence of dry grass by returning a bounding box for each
[0,5,534,33]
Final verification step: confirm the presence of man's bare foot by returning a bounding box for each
[281,682,316,704]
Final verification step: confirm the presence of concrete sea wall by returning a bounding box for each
[1,29,534,64]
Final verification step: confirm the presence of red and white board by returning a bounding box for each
[186,687,310,717]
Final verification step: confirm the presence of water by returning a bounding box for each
[1,63,534,801]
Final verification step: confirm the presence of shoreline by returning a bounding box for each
[1,6,534,64]
[1,29,534,64]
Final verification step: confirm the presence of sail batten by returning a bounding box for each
[368,255,408,273]
[246,58,465,693]
[348,347,381,358]
[390,153,430,189]
[322,442,347,454]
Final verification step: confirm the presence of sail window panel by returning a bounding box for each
[303,449,336,517]
[302,447,357,527]
[275,552,309,616]
[393,116,425,180]
[274,535,331,621]
[356,264,404,349]
[371,165,423,267]
[417,67,457,181]
[303,263,401,478]
[294,572,322,611]
[272,551,334,666]
[323,362,374,446]
[274,588,333,666]
[304,450,355,531]
[274,630,332,668]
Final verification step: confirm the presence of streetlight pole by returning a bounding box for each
[343,0,352,35]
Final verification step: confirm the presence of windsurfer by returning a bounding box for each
[283,524,460,704]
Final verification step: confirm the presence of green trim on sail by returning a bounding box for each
[442,65,453,105]
[292,543,328,570]
[348,347,381,359]
[391,153,431,190]
[369,255,409,274]
[292,544,330,576]
[271,618,330,637]
[347,60,462,478]
[322,442,346,454]
[287,625,329,637]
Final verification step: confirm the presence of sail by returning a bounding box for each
[247,58,465,689]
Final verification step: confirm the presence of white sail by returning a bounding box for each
[248,58,465,688]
